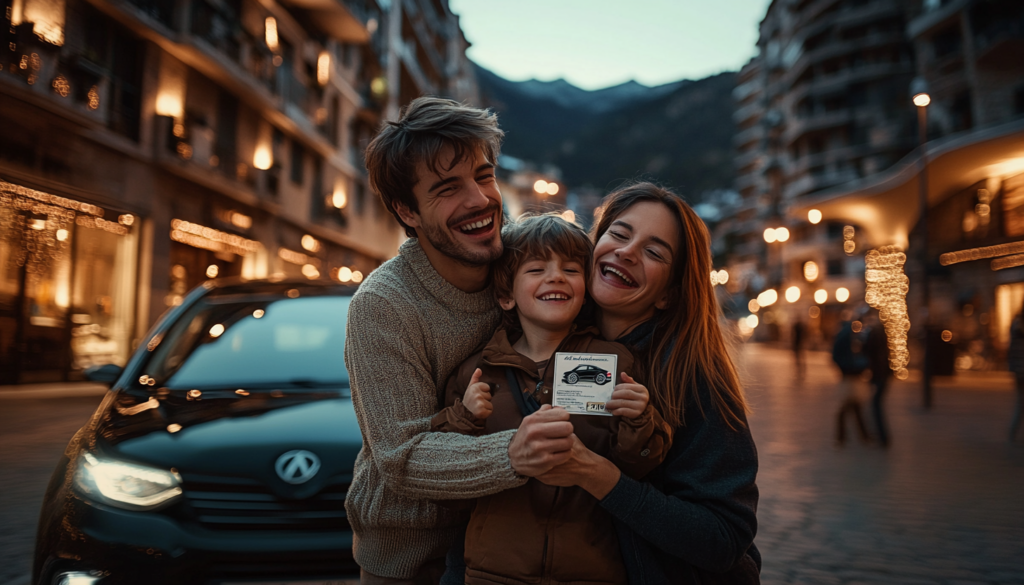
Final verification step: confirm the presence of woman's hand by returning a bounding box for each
[536,434,622,499]
[606,372,649,419]
[463,368,493,420]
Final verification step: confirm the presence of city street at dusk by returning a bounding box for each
[3,347,1023,585]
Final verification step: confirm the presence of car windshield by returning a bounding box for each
[142,293,351,390]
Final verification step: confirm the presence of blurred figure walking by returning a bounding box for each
[792,320,806,381]
[832,317,872,446]
[1007,307,1024,442]
[863,310,891,447]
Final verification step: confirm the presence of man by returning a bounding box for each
[344,97,575,584]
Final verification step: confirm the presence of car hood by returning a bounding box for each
[94,390,362,496]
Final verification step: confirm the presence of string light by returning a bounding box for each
[843,225,856,255]
[171,219,261,256]
[864,246,911,379]
[940,240,1024,266]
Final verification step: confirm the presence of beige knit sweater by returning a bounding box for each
[344,239,527,579]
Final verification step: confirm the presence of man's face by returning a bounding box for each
[398,146,503,267]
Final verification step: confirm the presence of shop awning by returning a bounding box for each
[787,119,1024,249]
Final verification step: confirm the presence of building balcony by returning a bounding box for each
[784,168,860,199]
[734,100,763,125]
[783,109,853,145]
[800,0,905,41]
[785,31,907,86]
[908,0,970,39]
[735,149,763,173]
[734,124,765,149]
[278,0,377,43]
[790,61,915,103]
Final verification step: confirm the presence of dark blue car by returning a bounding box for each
[33,279,362,585]
[562,364,613,385]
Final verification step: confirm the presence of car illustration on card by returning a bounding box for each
[552,353,618,416]
[561,364,614,385]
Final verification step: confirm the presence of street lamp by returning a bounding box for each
[912,76,932,409]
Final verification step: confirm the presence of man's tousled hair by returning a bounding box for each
[493,213,593,329]
[364,97,505,237]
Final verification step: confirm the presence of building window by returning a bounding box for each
[290,141,304,184]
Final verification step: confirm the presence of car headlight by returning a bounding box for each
[74,452,183,510]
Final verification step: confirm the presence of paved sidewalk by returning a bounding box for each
[742,344,1024,585]
[0,381,108,400]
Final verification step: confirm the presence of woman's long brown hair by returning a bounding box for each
[592,182,749,430]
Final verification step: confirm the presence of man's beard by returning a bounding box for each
[420,206,503,267]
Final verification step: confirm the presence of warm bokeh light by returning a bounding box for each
[253,144,272,170]
[763,228,777,243]
[746,314,759,328]
[352,270,363,283]
[546,182,560,195]
[317,51,330,85]
[332,185,347,209]
[265,17,279,51]
[717,269,729,284]
[206,264,219,278]
[808,306,820,318]
[533,179,549,194]
[301,234,321,253]
[803,261,819,282]
[209,324,225,338]
[337,267,353,282]
[785,286,801,303]
[757,289,778,307]
[814,289,827,304]
[56,229,68,241]
[253,309,265,319]
[301,264,320,279]
[941,330,953,342]
[844,240,856,254]
[775,227,790,242]
[913,92,931,107]
[836,287,850,302]
[808,209,822,224]
[748,299,759,313]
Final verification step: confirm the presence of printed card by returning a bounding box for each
[552,352,618,416]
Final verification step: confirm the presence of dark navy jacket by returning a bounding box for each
[601,320,761,585]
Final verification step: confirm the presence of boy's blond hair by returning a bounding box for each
[492,213,593,329]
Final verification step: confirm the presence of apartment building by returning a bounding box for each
[0,0,476,383]
[790,0,1024,368]
[726,0,921,344]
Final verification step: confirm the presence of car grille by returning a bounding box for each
[180,474,350,532]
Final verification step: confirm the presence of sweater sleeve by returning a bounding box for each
[346,291,526,500]
[598,382,759,573]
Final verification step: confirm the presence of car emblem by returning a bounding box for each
[275,450,321,484]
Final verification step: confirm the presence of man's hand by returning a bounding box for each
[463,368,493,420]
[508,404,574,477]
[606,372,649,419]
[536,434,622,500]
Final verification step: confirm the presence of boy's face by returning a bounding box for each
[395,145,503,267]
[499,253,587,333]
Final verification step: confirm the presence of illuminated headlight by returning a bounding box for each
[74,452,183,510]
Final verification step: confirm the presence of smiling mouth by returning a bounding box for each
[601,264,637,287]
[456,214,494,235]
[538,292,571,301]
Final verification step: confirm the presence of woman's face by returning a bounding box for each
[590,200,680,322]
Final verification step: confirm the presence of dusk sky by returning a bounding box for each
[447,0,774,91]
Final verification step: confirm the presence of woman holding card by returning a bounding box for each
[537,182,761,584]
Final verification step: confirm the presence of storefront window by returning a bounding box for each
[70,218,138,370]
[0,180,137,383]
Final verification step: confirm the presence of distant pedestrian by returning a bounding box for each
[792,320,806,380]
[1007,308,1024,442]
[863,310,891,447]
[832,318,871,446]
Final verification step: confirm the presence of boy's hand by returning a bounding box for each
[606,372,649,419]
[463,368,493,420]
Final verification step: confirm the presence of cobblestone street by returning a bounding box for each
[743,345,1024,585]
[2,345,1024,585]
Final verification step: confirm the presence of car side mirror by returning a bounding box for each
[84,364,124,387]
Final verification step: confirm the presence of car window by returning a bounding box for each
[144,295,351,389]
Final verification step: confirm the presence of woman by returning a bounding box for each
[537,182,761,584]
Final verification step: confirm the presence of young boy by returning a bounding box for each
[431,213,673,585]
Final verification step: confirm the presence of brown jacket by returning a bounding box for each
[431,325,674,585]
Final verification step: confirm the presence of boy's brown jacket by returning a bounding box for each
[430,324,674,585]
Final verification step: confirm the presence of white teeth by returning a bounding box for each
[540,293,569,301]
[603,266,635,286]
[459,216,493,232]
